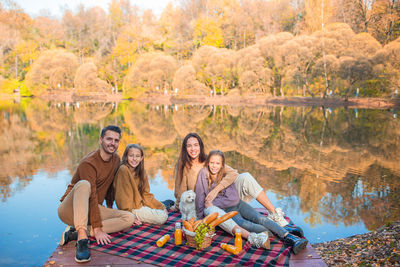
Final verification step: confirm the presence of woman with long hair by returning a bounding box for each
[195,150,308,255]
[174,133,290,228]
[114,144,168,225]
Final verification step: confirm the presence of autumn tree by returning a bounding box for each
[32,16,64,49]
[158,3,193,59]
[124,52,177,98]
[192,45,235,95]
[62,6,112,60]
[304,0,334,33]
[25,49,79,94]
[367,0,400,44]
[332,0,373,33]
[337,56,374,96]
[192,15,224,48]
[172,64,208,95]
[235,45,272,95]
[74,62,111,94]
[258,32,294,96]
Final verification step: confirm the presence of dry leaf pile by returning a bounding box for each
[313,221,400,266]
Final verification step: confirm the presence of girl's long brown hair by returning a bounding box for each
[121,144,145,194]
[205,150,226,187]
[176,133,207,185]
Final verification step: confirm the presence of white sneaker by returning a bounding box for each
[248,232,270,250]
[268,208,288,227]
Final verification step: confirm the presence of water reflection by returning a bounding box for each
[0,99,399,263]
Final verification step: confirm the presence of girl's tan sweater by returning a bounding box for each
[114,164,165,211]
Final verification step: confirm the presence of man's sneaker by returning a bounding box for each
[75,239,91,263]
[248,232,270,250]
[162,199,175,210]
[268,208,289,227]
[60,226,78,246]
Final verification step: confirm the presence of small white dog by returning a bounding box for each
[179,190,197,221]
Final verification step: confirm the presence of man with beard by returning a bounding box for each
[57,125,134,263]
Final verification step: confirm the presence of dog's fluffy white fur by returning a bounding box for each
[179,190,197,221]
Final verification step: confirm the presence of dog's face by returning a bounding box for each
[181,190,196,204]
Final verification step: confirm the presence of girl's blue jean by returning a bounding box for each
[224,200,288,239]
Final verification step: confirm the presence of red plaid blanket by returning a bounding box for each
[90,211,291,266]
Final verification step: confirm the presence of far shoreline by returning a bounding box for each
[3,92,400,109]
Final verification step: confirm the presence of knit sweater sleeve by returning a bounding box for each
[219,164,239,189]
[142,171,165,210]
[174,164,188,209]
[77,162,103,229]
[113,165,136,211]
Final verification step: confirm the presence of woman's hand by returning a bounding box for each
[93,227,112,245]
[133,218,142,226]
[205,200,213,208]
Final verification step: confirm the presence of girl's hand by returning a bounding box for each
[133,218,142,226]
[205,200,213,208]
[205,188,219,203]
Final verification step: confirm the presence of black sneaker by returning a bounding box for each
[162,199,175,210]
[283,224,304,238]
[75,239,91,263]
[60,226,78,246]
[283,233,308,255]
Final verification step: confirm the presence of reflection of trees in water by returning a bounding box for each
[1,100,400,230]
[73,102,114,124]
[0,113,38,201]
[124,102,178,148]
[172,105,210,136]
[218,106,400,228]
[320,165,400,231]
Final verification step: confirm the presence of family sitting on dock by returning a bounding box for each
[57,125,308,263]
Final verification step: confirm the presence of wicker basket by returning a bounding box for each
[183,227,215,250]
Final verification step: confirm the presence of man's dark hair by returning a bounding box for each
[100,125,121,138]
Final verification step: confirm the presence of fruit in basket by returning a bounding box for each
[193,220,203,231]
[194,223,213,249]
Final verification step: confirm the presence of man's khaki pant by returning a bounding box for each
[58,180,134,236]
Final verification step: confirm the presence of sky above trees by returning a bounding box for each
[13,0,168,17]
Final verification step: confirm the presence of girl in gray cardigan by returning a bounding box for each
[195,150,308,255]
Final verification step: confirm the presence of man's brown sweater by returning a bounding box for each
[60,150,120,229]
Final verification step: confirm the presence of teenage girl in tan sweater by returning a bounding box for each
[114,144,168,225]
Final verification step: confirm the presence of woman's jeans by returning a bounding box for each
[225,200,288,239]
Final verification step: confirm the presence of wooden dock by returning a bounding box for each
[44,241,327,266]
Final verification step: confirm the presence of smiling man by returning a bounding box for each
[57,125,134,263]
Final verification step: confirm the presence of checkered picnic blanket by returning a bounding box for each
[90,210,291,266]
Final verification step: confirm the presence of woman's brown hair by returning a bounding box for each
[176,133,207,186]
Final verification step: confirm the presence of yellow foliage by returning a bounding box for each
[0,79,19,94]
[112,26,139,67]
[13,40,39,65]
[193,16,224,48]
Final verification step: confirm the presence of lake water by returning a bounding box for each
[0,98,399,266]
